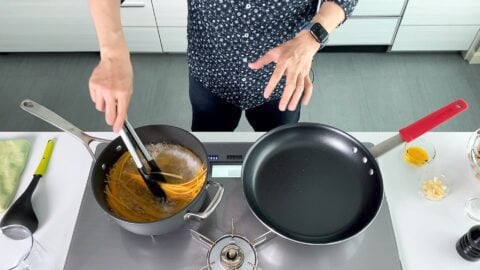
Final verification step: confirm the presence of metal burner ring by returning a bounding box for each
[220,244,245,269]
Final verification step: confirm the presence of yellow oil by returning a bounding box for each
[404,146,429,166]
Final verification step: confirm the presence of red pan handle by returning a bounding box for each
[399,99,468,142]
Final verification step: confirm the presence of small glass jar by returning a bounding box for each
[467,129,480,179]
[465,197,480,222]
[418,169,449,201]
[0,225,50,270]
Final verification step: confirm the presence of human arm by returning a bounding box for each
[88,0,133,132]
[249,0,357,111]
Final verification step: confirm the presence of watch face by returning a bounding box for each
[310,23,329,43]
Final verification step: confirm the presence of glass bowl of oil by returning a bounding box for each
[403,138,436,167]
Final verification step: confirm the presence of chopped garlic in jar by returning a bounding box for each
[421,177,447,200]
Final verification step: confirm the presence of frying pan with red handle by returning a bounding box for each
[242,99,468,245]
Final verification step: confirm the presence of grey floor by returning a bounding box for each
[0,52,479,132]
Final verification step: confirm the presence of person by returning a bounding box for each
[88,0,357,133]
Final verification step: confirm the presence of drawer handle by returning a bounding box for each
[121,0,145,7]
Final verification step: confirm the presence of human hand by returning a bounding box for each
[89,53,133,132]
[249,31,320,111]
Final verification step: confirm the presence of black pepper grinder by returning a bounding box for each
[457,225,480,261]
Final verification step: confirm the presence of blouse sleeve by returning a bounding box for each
[326,0,359,19]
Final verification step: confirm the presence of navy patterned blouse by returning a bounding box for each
[187,0,358,109]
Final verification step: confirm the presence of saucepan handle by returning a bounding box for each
[20,99,111,160]
[369,99,468,158]
[184,181,224,221]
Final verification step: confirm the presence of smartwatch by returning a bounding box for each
[302,22,329,49]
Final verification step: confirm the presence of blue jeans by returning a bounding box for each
[189,76,301,132]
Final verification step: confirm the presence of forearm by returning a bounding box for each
[88,0,129,59]
[311,1,347,33]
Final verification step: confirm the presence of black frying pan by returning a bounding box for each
[242,99,468,245]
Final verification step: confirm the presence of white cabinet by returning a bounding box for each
[0,0,95,51]
[152,0,188,27]
[121,0,157,27]
[0,24,98,52]
[152,0,405,52]
[121,0,163,52]
[391,0,480,51]
[158,27,187,52]
[2,0,478,52]
[151,0,406,25]
[392,26,479,51]
[401,0,480,25]
[352,0,405,16]
[124,28,163,52]
[329,18,399,45]
[0,24,161,52]
[157,18,400,53]
[0,0,161,52]
[337,1,403,46]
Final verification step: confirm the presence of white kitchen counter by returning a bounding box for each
[0,131,478,270]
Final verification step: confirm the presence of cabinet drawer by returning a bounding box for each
[392,25,480,51]
[124,27,162,52]
[402,0,480,25]
[120,0,156,27]
[329,18,399,45]
[0,0,160,52]
[158,18,400,53]
[0,1,92,29]
[152,0,187,27]
[158,27,187,52]
[0,0,155,28]
[0,24,161,52]
[152,0,405,26]
[0,21,98,52]
[352,0,405,16]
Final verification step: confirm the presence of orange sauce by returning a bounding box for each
[404,146,429,166]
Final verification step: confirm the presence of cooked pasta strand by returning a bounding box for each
[105,143,206,222]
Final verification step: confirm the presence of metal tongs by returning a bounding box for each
[119,120,167,199]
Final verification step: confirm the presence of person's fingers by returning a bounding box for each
[89,72,99,104]
[95,91,106,112]
[288,73,305,111]
[113,95,129,133]
[104,96,117,126]
[263,62,287,99]
[89,65,101,103]
[278,69,298,111]
[249,49,277,70]
[88,82,96,103]
[88,57,133,132]
[302,76,313,106]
